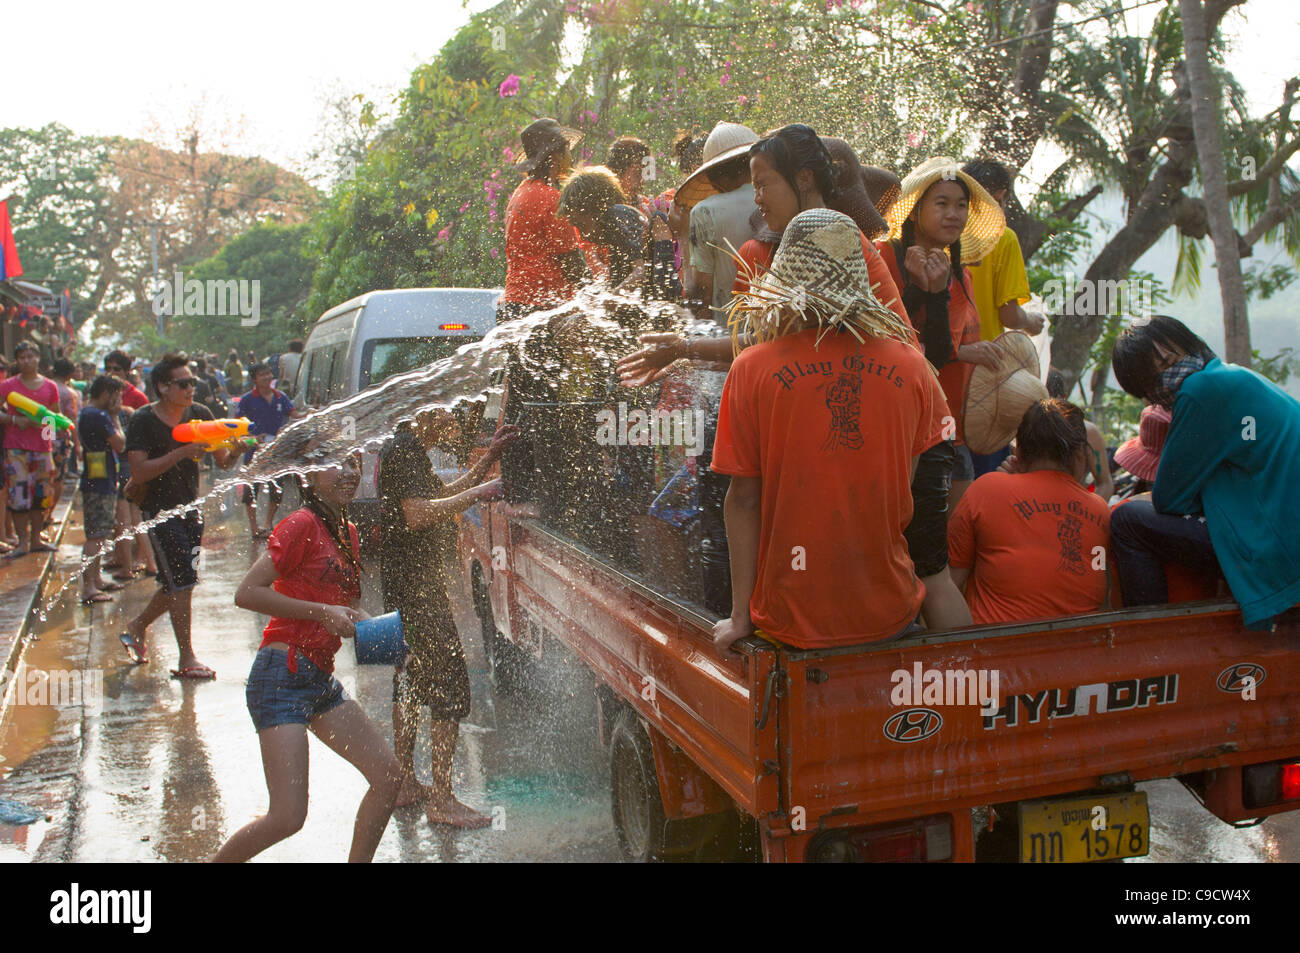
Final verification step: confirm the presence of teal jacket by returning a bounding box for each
[1154,358,1300,629]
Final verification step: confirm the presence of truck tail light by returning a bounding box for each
[1243,760,1300,808]
[809,815,953,863]
[1283,763,1300,801]
[439,323,468,330]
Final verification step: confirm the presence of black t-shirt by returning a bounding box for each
[378,428,456,612]
[124,402,214,514]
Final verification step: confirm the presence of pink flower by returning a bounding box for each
[502,146,514,162]
[489,208,498,222]
[720,73,730,87]
[459,201,470,213]
[490,247,500,259]
[737,94,748,106]
[498,74,520,98]
[907,132,923,148]
[436,227,451,241]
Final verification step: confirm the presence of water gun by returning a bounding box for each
[71,380,88,393]
[172,417,258,453]
[6,391,74,431]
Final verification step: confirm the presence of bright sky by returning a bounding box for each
[8,0,1296,182]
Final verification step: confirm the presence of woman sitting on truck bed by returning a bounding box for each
[1109,315,1300,631]
[948,399,1111,625]
[710,208,950,653]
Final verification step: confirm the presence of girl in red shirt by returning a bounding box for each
[214,452,402,862]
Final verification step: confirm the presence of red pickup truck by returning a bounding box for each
[457,401,1300,862]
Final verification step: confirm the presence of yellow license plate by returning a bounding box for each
[1018,792,1150,863]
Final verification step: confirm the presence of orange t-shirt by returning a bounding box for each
[948,469,1110,625]
[502,178,581,307]
[710,328,949,648]
[876,242,981,444]
[731,233,912,333]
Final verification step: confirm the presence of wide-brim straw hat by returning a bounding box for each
[722,207,915,349]
[964,330,1049,454]
[1114,403,1172,481]
[675,121,759,209]
[516,118,583,174]
[886,156,1006,264]
[821,137,889,240]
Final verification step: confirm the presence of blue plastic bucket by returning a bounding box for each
[354,611,407,665]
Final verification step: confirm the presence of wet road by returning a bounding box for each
[2,477,1299,863]
[1,478,622,862]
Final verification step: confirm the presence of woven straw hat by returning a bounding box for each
[886,156,1005,264]
[1114,403,1172,481]
[963,330,1049,454]
[723,207,915,348]
[675,121,759,209]
[822,137,889,240]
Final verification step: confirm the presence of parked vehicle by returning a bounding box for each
[296,287,499,546]
[458,372,1300,863]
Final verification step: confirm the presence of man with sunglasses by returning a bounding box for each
[122,354,239,677]
[104,350,149,411]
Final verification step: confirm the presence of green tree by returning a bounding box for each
[159,222,315,359]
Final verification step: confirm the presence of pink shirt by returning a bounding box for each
[0,376,60,452]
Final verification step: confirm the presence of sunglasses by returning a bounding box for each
[169,378,197,389]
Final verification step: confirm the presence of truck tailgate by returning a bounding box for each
[778,604,1300,823]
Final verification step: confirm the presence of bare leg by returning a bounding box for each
[425,719,489,828]
[167,587,205,671]
[311,700,402,862]
[125,586,171,662]
[81,538,108,599]
[212,724,309,862]
[245,501,260,538]
[919,567,973,631]
[392,693,432,806]
[130,503,156,573]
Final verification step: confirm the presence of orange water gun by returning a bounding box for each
[172,417,258,452]
[7,391,73,430]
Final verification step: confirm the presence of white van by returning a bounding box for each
[295,287,499,546]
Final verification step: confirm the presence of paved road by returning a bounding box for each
[1,478,1298,863]
[0,481,621,862]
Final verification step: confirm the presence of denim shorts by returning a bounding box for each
[245,647,348,732]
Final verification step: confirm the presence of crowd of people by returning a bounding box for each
[489,114,1300,654]
[6,112,1299,864]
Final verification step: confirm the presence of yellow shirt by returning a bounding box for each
[966,226,1031,342]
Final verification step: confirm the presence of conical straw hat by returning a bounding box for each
[963,330,1048,454]
[675,121,759,209]
[886,156,1006,264]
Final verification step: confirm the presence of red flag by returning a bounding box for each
[0,201,21,281]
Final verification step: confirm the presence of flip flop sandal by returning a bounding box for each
[118,632,142,664]
[170,665,216,680]
[81,593,114,604]
[3,550,31,560]
[99,581,126,592]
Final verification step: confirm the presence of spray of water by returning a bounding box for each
[37,286,718,621]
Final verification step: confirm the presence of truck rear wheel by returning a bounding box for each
[608,710,749,862]
[610,710,671,862]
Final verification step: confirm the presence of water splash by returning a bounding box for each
[37,286,718,619]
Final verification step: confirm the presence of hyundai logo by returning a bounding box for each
[1216,662,1266,694]
[883,708,943,743]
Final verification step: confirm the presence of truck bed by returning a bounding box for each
[471,514,1300,859]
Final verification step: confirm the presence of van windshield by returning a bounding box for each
[364,336,479,388]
